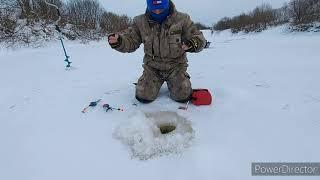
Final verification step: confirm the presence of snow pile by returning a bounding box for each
[113,111,195,160]
[288,22,320,32]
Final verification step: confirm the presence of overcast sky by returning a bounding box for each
[98,0,290,25]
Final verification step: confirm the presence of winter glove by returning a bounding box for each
[108,33,122,48]
[183,37,200,52]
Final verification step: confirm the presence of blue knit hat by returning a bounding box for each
[146,0,170,11]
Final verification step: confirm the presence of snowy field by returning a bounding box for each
[1,27,320,180]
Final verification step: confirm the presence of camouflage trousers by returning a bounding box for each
[136,64,192,103]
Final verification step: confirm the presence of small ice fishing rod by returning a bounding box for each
[44,0,72,68]
[82,99,102,113]
[102,104,124,112]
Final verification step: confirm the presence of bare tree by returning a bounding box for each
[66,0,103,30]
[100,12,132,33]
[0,0,19,40]
[251,3,275,28]
[288,0,310,24]
[273,3,290,25]
[213,17,232,31]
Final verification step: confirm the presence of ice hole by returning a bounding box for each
[113,111,195,160]
[159,124,176,134]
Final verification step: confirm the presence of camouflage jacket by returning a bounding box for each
[111,1,206,71]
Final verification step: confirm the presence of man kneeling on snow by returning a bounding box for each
[108,0,206,103]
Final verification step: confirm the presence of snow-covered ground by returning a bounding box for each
[1,27,320,180]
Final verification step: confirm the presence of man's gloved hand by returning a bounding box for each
[182,42,192,51]
[182,38,199,52]
[108,33,122,48]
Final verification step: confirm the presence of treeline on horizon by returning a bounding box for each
[0,0,210,47]
[213,0,320,33]
[0,0,133,47]
[1,0,319,47]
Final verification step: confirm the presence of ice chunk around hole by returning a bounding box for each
[113,111,195,160]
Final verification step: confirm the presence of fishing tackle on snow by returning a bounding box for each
[178,100,190,110]
[44,0,72,68]
[102,104,124,112]
[82,99,102,113]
